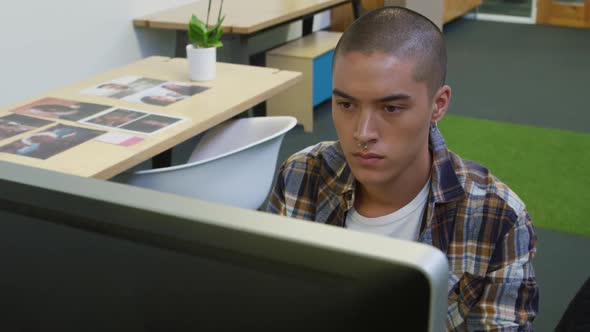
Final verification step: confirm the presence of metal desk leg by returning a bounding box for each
[175,30,188,58]
[352,0,362,19]
[234,34,250,65]
[152,150,172,169]
[302,16,314,36]
[233,35,265,117]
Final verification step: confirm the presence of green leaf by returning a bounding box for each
[189,14,207,33]
[187,4,225,48]
[209,40,223,48]
[188,14,208,47]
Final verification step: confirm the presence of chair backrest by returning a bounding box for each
[114,116,297,210]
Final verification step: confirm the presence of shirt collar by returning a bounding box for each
[428,125,466,203]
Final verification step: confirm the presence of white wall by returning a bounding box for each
[0,0,330,109]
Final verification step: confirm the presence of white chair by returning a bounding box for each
[114,116,297,210]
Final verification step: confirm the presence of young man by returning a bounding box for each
[267,6,538,331]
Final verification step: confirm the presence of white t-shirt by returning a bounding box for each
[345,179,431,241]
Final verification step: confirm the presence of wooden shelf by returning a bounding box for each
[444,0,482,23]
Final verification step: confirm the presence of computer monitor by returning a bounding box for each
[0,161,448,332]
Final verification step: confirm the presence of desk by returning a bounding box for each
[134,0,361,62]
[0,56,301,179]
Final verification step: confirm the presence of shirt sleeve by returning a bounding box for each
[465,209,539,331]
[266,161,288,216]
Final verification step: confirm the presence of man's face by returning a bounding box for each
[332,51,435,188]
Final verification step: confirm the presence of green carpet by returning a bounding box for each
[439,114,590,237]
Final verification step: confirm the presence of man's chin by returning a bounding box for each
[350,168,390,186]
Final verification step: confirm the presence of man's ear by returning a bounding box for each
[430,85,451,125]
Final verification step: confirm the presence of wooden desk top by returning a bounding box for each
[0,56,301,179]
[134,0,350,34]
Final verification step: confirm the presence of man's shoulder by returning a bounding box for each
[283,141,345,173]
[449,150,526,217]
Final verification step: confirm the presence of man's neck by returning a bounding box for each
[354,149,432,218]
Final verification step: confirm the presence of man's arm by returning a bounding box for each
[266,162,287,215]
[466,210,539,331]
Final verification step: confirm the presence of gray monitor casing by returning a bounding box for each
[0,161,448,331]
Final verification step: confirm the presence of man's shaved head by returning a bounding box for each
[334,6,446,97]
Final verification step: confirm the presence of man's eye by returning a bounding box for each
[337,102,353,110]
[384,105,401,113]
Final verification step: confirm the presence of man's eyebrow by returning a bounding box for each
[333,89,358,101]
[375,94,411,103]
[333,89,412,103]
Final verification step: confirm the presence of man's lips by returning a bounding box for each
[351,152,384,166]
[352,152,384,159]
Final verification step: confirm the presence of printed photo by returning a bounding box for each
[122,88,189,107]
[126,82,209,106]
[160,82,209,97]
[83,108,148,128]
[81,76,166,99]
[119,114,183,134]
[0,114,53,141]
[11,97,111,121]
[0,124,105,160]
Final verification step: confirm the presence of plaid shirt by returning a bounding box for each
[267,127,539,331]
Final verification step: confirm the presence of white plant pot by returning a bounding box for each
[186,44,216,81]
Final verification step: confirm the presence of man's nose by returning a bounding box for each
[353,108,378,143]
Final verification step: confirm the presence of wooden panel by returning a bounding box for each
[443,0,482,23]
[266,32,343,132]
[0,57,301,179]
[134,0,350,34]
[267,56,315,132]
[330,0,384,31]
[267,31,342,59]
[537,0,590,28]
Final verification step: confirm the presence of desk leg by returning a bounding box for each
[152,149,172,169]
[302,16,314,36]
[175,30,188,58]
[351,0,362,19]
[233,34,250,64]
[233,35,265,117]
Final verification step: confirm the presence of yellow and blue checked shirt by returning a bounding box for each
[267,126,539,331]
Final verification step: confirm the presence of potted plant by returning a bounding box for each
[186,0,225,81]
